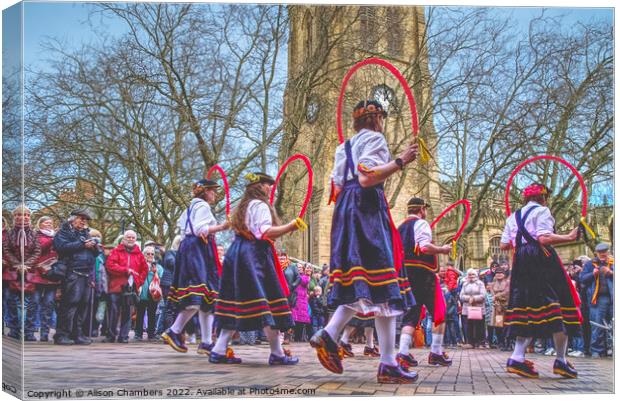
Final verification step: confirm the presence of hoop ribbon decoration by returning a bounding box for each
[206,164,231,218]
[504,155,596,240]
[336,57,431,163]
[430,199,472,260]
[269,153,314,232]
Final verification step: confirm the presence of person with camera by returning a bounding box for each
[104,230,148,343]
[52,209,100,345]
[2,205,40,341]
[135,246,164,341]
[580,243,614,358]
[32,216,61,342]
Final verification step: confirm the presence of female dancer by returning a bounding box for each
[310,100,418,383]
[210,172,300,365]
[163,179,228,355]
[501,183,580,378]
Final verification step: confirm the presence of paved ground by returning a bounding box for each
[2,337,615,399]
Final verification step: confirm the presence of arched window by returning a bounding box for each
[489,236,510,264]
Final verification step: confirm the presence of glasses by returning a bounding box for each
[145,253,155,256]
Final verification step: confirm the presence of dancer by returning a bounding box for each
[163,179,228,355]
[339,314,379,357]
[396,197,453,370]
[210,172,300,365]
[310,100,418,383]
[501,183,580,378]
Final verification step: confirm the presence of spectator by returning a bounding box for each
[459,269,487,348]
[82,229,107,338]
[484,283,494,347]
[53,209,99,345]
[569,258,590,356]
[443,283,459,348]
[135,246,163,341]
[309,286,326,335]
[580,243,614,358]
[33,216,61,342]
[483,261,499,285]
[291,264,312,341]
[104,230,148,343]
[2,216,8,331]
[489,266,510,351]
[157,235,181,335]
[282,255,300,344]
[3,205,40,341]
[442,262,460,294]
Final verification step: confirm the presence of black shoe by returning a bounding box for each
[339,341,355,357]
[102,337,115,343]
[309,329,343,374]
[74,336,93,345]
[209,348,242,364]
[24,333,37,342]
[428,351,453,366]
[40,334,49,342]
[377,363,418,384]
[553,359,578,379]
[396,352,419,371]
[269,352,299,365]
[134,335,144,341]
[506,358,539,378]
[54,337,75,346]
[117,337,129,344]
[162,329,188,353]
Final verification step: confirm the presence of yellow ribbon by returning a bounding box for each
[580,216,597,240]
[245,173,260,183]
[417,137,431,164]
[451,239,457,261]
[294,217,308,232]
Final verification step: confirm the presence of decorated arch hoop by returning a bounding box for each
[430,199,471,260]
[337,57,419,144]
[269,154,314,220]
[504,155,595,239]
[206,164,231,217]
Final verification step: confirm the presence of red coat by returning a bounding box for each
[105,243,148,294]
[31,231,60,285]
[444,267,460,291]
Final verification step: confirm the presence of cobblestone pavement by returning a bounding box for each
[2,337,614,399]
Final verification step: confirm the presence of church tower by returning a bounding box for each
[278,5,440,266]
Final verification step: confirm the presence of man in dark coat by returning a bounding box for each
[53,209,100,345]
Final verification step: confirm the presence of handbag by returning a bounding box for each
[44,260,68,281]
[122,275,139,306]
[414,326,425,348]
[467,306,483,320]
[149,271,162,302]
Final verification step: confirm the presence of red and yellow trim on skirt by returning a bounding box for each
[330,266,398,287]
[404,259,438,273]
[215,297,292,320]
[168,284,218,304]
[504,303,581,326]
[398,274,413,297]
[353,312,376,321]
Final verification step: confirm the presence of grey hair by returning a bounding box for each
[143,245,155,256]
[467,268,479,277]
[67,215,78,222]
[123,230,137,238]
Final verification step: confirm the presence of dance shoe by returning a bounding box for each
[364,345,380,357]
[162,329,188,353]
[339,341,355,357]
[428,351,452,366]
[209,347,242,364]
[506,358,540,378]
[553,359,578,379]
[269,352,299,365]
[396,352,419,371]
[309,329,343,374]
[197,342,214,356]
[377,363,418,384]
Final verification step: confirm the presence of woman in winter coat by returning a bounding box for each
[489,266,510,350]
[32,216,61,342]
[135,246,164,341]
[459,269,487,348]
[291,264,312,341]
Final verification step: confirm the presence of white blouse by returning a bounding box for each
[501,201,555,245]
[407,217,433,249]
[177,198,217,239]
[330,129,391,187]
[246,199,273,240]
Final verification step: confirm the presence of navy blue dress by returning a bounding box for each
[327,140,415,312]
[503,206,581,338]
[168,203,220,312]
[214,234,294,331]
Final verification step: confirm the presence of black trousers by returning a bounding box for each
[464,316,485,347]
[107,293,132,340]
[135,300,158,338]
[54,271,91,340]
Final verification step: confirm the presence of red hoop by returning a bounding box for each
[206,164,231,217]
[336,57,419,144]
[430,199,472,242]
[504,155,588,217]
[269,154,314,219]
